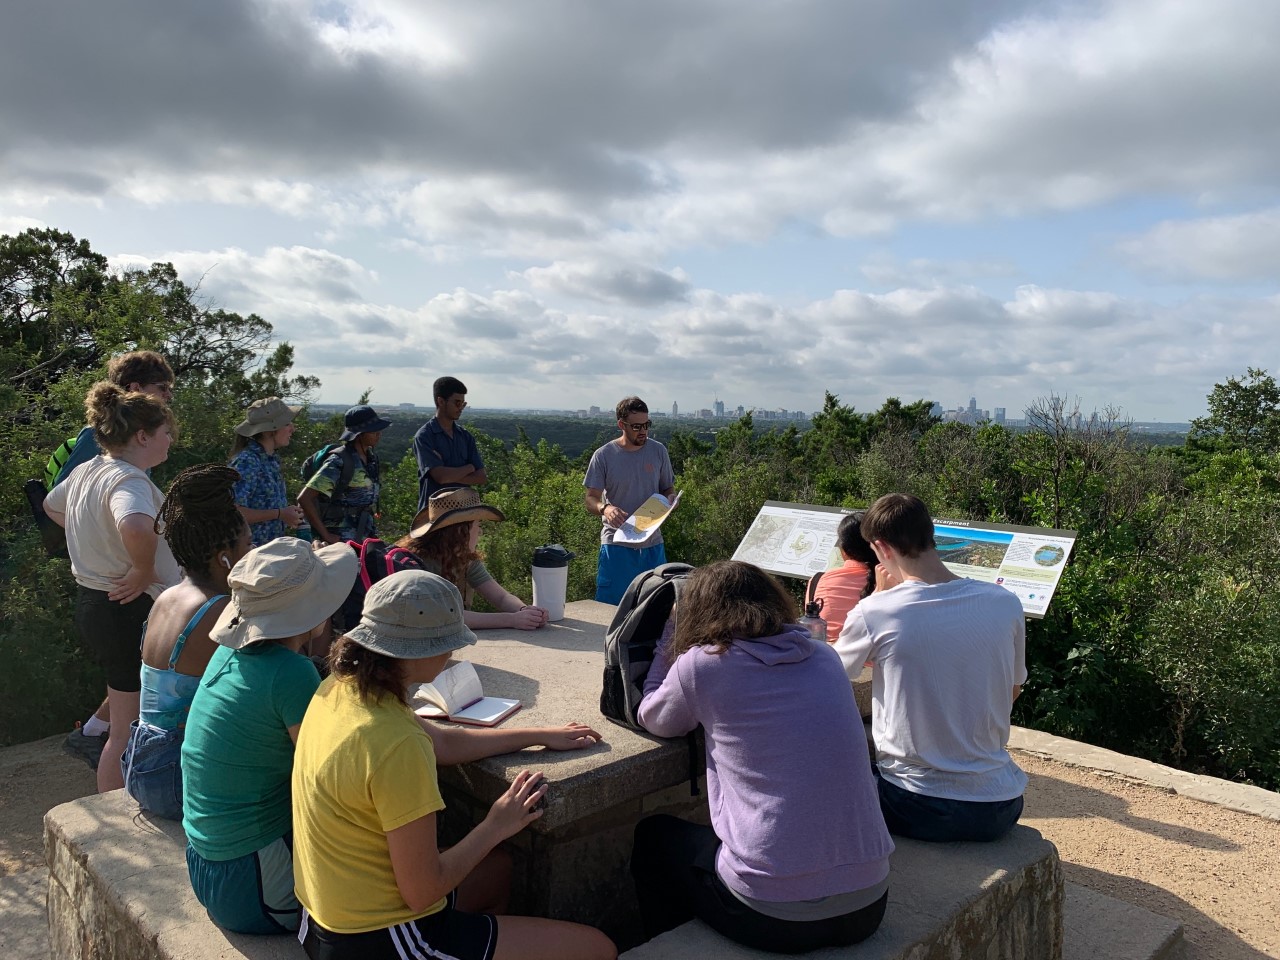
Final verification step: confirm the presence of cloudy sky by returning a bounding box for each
[4,0,1278,421]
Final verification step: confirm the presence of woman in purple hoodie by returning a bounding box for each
[632,561,893,954]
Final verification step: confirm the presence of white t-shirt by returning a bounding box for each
[834,577,1027,803]
[44,455,180,599]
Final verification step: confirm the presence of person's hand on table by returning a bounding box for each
[537,723,603,751]
[509,605,548,630]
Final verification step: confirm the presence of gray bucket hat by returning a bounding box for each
[345,571,478,660]
[210,540,357,650]
[235,397,302,437]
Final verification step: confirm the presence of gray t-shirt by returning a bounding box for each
[583,439,675,546]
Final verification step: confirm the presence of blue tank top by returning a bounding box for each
[139,595,227,730]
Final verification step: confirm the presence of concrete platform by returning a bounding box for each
[620,825,1065,960]
[1063,882,1183,960]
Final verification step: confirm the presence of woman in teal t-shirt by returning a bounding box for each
[181,539,356,935]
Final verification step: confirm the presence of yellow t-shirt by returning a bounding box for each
[293,675,446,933]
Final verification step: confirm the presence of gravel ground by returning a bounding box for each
[1,736,1276,959]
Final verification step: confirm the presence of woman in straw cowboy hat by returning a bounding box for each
[292,572,615,960]
[181,539,357,935]
[397,487,549,631]
[229,396,307,546]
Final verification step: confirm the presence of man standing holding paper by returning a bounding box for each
[584,396,677,604]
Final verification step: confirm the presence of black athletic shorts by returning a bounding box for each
[74,586,152,693]
[298,895,498,960]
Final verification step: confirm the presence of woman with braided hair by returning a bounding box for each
[121,464,251,819]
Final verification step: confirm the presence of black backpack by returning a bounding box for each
[24,478,68,559]
[337,538,426,631]
[600,562,701,794]
[601,562,694,728]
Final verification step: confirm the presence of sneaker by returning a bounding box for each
[62,726,109,771]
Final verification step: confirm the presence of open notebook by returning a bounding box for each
[410,661,521,727]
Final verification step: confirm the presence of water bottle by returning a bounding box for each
[532,544,575,621]
[798,597,827,644]
[295,520,313,543]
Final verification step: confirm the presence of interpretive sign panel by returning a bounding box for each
[732,501,1076,618]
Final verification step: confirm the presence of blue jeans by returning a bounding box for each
[121,720,184,820]
[875,769,1023,842]
[596,543,667,605]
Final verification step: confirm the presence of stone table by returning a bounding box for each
[431,600,706,945]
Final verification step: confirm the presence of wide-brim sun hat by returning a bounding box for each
[339,404,393,441]
[410,486,506,539]
[235,397,302,437]
[210,539,358,650]
[345,570,477,660]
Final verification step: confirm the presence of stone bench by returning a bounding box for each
[45,792,302,960]
[46,794,1063,960]
[620,825,1064,960]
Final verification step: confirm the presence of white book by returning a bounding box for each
[410,661,521,727]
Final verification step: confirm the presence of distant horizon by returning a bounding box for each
[305,401,1194,430]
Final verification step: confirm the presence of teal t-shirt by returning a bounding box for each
[181,643,320,861]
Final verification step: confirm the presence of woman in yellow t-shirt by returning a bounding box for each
[291,571,616,960]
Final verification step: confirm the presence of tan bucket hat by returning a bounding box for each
[210,539,357,649]
[345,571,477,660]
[409,486,506,539]
[235,397,302,437]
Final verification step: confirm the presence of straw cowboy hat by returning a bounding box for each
[234,397,302,437]
[210,539,357,650]
[345,571,478,660]
[409,487,505,540]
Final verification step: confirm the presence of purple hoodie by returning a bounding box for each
[638,627,893,903]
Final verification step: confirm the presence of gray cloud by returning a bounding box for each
[522,260,690,306]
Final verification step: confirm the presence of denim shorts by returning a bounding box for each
[121,720,184,821]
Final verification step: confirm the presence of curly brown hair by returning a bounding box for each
[328,634,409,705]
[396,523,477,595]
[85,381,176,451]
[669,561,797,658]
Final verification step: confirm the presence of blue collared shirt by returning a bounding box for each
[412,417,484,509]
[230,439,288,546]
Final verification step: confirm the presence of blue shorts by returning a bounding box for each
[596,543,667,605]
[186,834,300,934]
[122,720,184,820]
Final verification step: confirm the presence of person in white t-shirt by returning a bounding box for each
[834,493,1027,842]
[44,381,181,794]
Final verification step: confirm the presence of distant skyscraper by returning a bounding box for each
[714,398,725,418]
[672,401,678,419]
[994,407,1006,424]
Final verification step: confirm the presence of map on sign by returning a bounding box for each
[732,502,850,579]
[732,501,1077,618]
